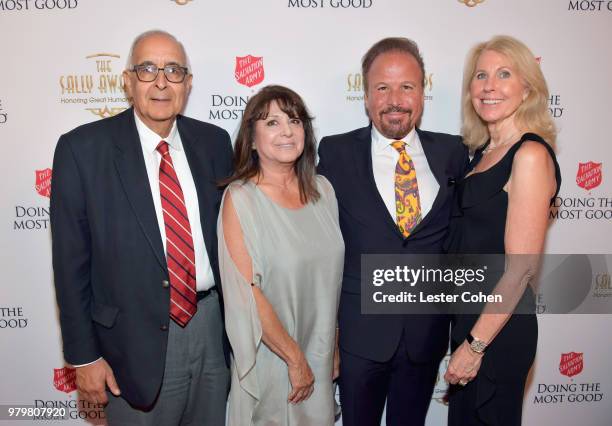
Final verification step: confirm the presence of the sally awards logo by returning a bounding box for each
[208,55,266,122]
[345,72,434,102]
[59,53,128,119]
[593,272,612,298]
[551,161,611,221]
[533,351,604,404]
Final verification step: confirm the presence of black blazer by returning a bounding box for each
[318,125,468,363]
[50,108,233,408]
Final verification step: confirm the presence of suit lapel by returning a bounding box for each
[409,129,449,236]
[353,126,406,240]
[177,117,217,265]
[113,108,166,270]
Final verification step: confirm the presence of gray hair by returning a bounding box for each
[125,29,191,71]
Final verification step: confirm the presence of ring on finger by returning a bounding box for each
[459,379,468,386]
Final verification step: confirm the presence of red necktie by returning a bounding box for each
[156,141,197,326]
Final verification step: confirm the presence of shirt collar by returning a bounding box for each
[371,125,419,154]
[133,110,180,154]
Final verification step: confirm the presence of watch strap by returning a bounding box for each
[467,333,488,353]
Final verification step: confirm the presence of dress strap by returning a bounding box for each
[509,133,550,155]
[518,132,546,144]
[508,133,562,199]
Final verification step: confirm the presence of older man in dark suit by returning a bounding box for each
[51,30,231,425]
[318,37,468,426]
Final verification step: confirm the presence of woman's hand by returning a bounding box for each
[444,340,483,386]
[287,352,315,404]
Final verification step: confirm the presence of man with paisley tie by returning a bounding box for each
[317,37,468,426]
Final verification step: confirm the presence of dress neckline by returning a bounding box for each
[464,135,528,180]
[249,181,309,212]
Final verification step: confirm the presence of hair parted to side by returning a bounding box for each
[461,35,556,151]
[362,37,426,91]
[222,85,320,204]
[125,29,191,71]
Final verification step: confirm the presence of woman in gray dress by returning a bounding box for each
[218,85,344,425]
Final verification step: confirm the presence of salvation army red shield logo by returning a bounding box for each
[576,162,602,191]
[35,168,52,198]
[234,55,264,88]
[559,352,584,378]
[53,367,77,393]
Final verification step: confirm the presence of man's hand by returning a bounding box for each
[75,358,120,405]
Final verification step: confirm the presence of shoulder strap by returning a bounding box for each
[508,133,562,199]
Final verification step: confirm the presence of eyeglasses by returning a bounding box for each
[130,63,189,83]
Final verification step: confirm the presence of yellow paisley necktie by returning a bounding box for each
[391,140,421,237]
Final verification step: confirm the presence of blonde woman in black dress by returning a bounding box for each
[444,36,561,426]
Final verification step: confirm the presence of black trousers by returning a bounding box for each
[338,331,440,426]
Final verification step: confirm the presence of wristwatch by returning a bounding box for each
[466,333,488,354]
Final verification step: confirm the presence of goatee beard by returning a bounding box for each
[378,106,413,139]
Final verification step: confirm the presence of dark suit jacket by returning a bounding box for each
[50,108,233,409]
[318,125,468,364]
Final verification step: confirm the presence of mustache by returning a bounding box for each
[380,106,412,115]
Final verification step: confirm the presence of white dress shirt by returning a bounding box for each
[371,125,439,222]
[135,111,215,292]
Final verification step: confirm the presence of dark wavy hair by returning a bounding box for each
[222,85,320,203]
[362,37,425,91]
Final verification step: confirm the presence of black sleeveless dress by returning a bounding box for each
[444,133,561,426]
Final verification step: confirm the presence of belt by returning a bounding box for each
[196,287,215,301]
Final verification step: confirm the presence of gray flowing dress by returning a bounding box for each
[218,176,344,426]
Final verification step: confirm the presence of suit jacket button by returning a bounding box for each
[160,324,169,331]
[162,280,169,288]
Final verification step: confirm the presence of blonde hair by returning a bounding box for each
[461,35,556,151]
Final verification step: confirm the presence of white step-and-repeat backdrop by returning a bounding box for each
[1,1,611,425]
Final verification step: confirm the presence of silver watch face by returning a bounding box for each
[470,340,487,353]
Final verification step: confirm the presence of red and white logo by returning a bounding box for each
[576,162,602,191]
[53,367,77,393]
[234,55,264,88]
[559,352,584,378]
[35,168,52,198]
